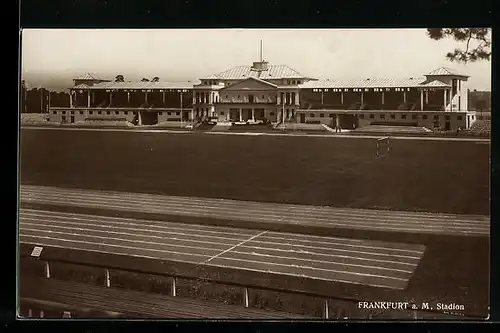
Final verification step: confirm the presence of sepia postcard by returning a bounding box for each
[17,28,491,321]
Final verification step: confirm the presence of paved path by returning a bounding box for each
[20,126,490,142]
[20,185,490,237]
[19,208,426,290]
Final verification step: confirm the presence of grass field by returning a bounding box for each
[20,129,489,215]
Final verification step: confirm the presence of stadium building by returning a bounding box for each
[49,56,477,131]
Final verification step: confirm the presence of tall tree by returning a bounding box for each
[427,28,491,63]
[115,75,125,82]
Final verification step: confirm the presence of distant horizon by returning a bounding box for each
[21,28,491,91]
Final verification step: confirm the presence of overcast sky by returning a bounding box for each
[21,29,491,90]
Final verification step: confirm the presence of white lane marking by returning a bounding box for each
[205,231,268,263]
[19,234,407,284]
[20,190,490,228]
[19,234,210,260]
[20,187,490,225]
[20,200,490,235]
[20,220,241,249]
[21,199,489,236]
[20,218,420,266]
[240,239,423,260]
[19,213,424,255]
[21,185,490,222]
[20,228,223,255]
[225,250,415,274]
[233,246,419,267]
[20,220,420,264]
[20,215,255,243]
[18,238,403,290]
[20,209,258,236]
[208,256,409,282]
[20,195,490,234]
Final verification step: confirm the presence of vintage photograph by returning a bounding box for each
[18,28,491,320]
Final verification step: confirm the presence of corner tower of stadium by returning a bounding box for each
[50,53,476,130]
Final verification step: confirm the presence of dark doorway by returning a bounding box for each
[299,113,306,123]
[70,116,75,123]
[445,121,451,131]
[140,111,159,125]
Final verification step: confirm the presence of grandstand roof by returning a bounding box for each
[71,81,198,90]
[73,83,90,89]
[202,64,311,80]
[419,79,451,88]
[426,67,469,77]
[220,76,279,90]
[73,73,106,81]
[299,77,428,89]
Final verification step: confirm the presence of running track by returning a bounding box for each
[20,185,490,237]
[20,126,490,142]
[19,208,426,290]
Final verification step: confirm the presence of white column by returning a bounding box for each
[145,91,148,105]
[227,110,230,121]
[109,91,113,106]
[420,90,424,111]
[171,277,176,297]
[44,261,50,279]
[243,287,249,308]
[295,92,300,105]
[127,92,131,104]
[382,91,385,107]
[162,91,165,105]
[251,109,255,121]
[425,90,429,104]
[341,91,344,105]
[448,88,452,110]
[239,108,243,122]
[70,91,73,108]
[360,91,364,105]
[92,91,95,105]
[403,90,407,103]
[87,91,90,108]
[321,90,324,105]
[105,269,110,287]
[190,109,194,121]
[443,89,447,111]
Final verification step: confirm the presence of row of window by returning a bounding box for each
[53,110,188,117]
[312,88,413,93]
[219,111,276,116]
[308,113,465,121]
[55,110,132,116]
[159,112,181,116]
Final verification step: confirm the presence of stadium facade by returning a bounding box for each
[49,57,477,131]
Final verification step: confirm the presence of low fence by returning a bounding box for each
[18,244,472,320]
